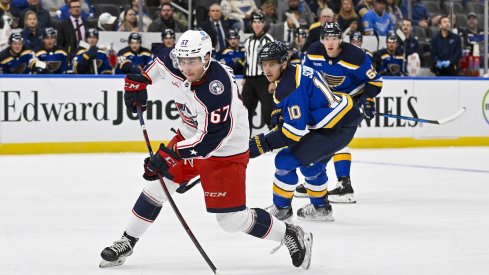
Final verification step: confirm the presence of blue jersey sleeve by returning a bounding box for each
[353,55,382,99]
[362,12,374,34]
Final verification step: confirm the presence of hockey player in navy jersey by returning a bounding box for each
[34,28,68,74]
[349,31,373,60]
[0,33,46,74]
[373,31,406,76]
[72,28,112,74]
[249,41,363,221]
[150,28,175,59]
[99,30,313,270]
[116,33,153,74]
[219,29,245,75]
[295,22,383,203]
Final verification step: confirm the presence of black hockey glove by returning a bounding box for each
[270,108,283,129]
[143,144,182,181]
[249,133,271,158]
[124,73,151,113]
[86,46,99,60]
[361,97,376,121]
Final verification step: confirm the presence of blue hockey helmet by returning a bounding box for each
[85,28,99,39]
[227,28,240,40]
[294,28,307,38]
[258,41,289,64]
[349,31,363,42]
[386,31,397,43]
[43,27,58,39]
[162,28,175,39]
[128,32,142,43]
[320,22,342,39]
[8,32,23,45]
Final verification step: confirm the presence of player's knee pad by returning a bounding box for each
[215,208,251,233]
[275,148,301,173]
[300,162,327,181]
[142,178,179,204]
[335,146,351,155]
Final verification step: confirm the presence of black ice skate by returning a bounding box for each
[271,223,313,269]
[99,232,138,268]
[328,176,356,203]
[294,184,308,198]
[297,202,335,221]
[265,204,293,222]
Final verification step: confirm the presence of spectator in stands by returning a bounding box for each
[33,27,68,74]
[431,15,461,76]
[200,3,230,54]
[307,0,330,17]
[116,32,152,74]
[293,27,307,52]
[118,8,140,32]
[11,0,28,10]
[219,28,245,75]
[0,32,45,74]
[373,31,406,76]
[153,0,186,28]
[1,0,22,29]
[400,0,430,29]
[195,0,218,25]
[302,7,334,51]
[268,10,300,44]
[56,0,92,21]
[223,0,258,33]
[150,28,175,59]
[73,28,112,74]
[336,0,363,35]
[20,10,42,49]
[121,0,153,32]
[356,0,373,18]
[363,0,393,36]
[261,0,278,25]
[396,18,419,57]
[386,0,402,29]
[147,3,187,33]
[57,0,93,58]
[97,12,117,31]
[43,0,65,18]
[461,12,484,56]
[278,0,314,28]
[20,0,51,30]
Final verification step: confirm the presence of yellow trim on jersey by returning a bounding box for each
[309,21,321,30]
[282,127,302,142]
[140,51,152,56]
[369,81,383,87]
[82,53,90,60]
[324,95,353,128]
[295,65,301,88]
[338,60,359,69]
[122,52,133,57]
[55,50,67,55]
[222,48,232,55]
[119,59,132,68]
[1,56,13,64]
[395,55,404,59]
[307,54,325,61]
[20,50,32,57]
[35,50,47,56]
[306,189,328,198]
[333,153,352,162]
[273,184,295,199]
[381,54,390,59]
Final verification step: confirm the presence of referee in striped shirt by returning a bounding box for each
[242,12,275,133]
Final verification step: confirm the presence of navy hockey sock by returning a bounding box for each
[132,191,162,223]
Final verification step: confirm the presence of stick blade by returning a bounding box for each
[437,107,466,125]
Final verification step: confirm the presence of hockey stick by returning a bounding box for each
[176,176,201,194]
[135,105,218,274]
[377,107,466,125]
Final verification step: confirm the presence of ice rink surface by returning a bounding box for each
[1,147,488,275]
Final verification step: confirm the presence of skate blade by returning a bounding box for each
[294,191,308,198]
[301,232,313,270]
[99,257,127,268]
[297,215,335,222]
[328,194,356,203]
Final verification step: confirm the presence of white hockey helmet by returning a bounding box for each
[172,30,213,68]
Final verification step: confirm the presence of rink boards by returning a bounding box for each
[0,75,488,154]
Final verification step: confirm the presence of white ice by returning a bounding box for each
[1,147,489,275]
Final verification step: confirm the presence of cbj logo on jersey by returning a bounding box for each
[209,80,224,95]
[175,102,198,128]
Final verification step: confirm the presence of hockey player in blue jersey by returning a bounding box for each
[150,28,175,60]
[0,33,46,74]
[116,33,153,74]
[373,31,406,76]
[249,41,364,221]
[349,31,373,60]
[34,28,68,74]
[72,28,112,74]
[219,29,245,75]
[295,22,383,203]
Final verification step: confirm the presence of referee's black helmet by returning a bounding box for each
[258,41,289,64]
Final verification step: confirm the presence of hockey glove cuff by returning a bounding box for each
[249,133,271,158]
[270,109,284,129]
[124,73,151,113]
[143,144,182,181]
[361,97,376,121]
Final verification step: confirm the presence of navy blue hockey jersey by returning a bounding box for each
[34,46,68,74]
[116,46,153,74]
[303,41,382,100]
[373,48,406,76]
[0,48,35,74]
[219,46,245,75]
[73,47,112,74]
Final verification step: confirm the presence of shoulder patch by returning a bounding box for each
[209,80,225,95]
